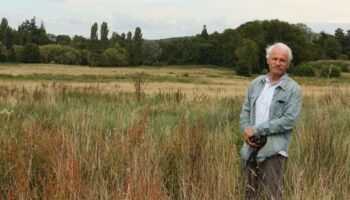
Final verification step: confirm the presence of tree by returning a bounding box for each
[324,36,341,59]
[0,18,9,48]
[158,40,180,64]
[0,42,7,61]
[13,45,24,62]
[121,33,126,42]
[335,28,346,54]
[40,44,81,64]
[100,22,109,41]
[102,43,127,66]
[296,23,316,42]
[345,30,350,58]
[21,43,40,63]
[132,27,143,65]
[17,18,34,44]
[15,17,49,46]
[89,22,100,66]
[7,47,17,62]
[90,22,98,40]
[126,31,133,65]
[201,25,209,40]
[0,18,14,49]
[220,29,241,67]
[235,39,259,76]
[110,32,122,46]
[100,22,109,49]
[55,35,71,45]
[195,41,215,64]
[71,35,88,49]
[36,21,50,45]
[142,40,161,65]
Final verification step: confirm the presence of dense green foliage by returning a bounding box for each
[40,44,82,64]
[1,17,350,76]
[290,60,350,77]
[235,39,259,76]
[290,63,316,77]
[21,43,40,63]
[320,65,342,78]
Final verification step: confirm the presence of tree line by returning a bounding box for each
[0,17,349,76]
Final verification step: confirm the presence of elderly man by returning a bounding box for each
[240,42,302,200]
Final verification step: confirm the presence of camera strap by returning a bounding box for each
[247,147,262,169]
[247,136,267,169]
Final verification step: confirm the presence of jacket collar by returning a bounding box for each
[260,73,289,91]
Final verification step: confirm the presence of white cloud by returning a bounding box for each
[2,0,350,38]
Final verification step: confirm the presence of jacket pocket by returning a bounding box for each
[271,96,288,118]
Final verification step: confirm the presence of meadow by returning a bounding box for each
[0,64,349,199]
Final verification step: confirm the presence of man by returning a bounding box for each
[240,42,302,200]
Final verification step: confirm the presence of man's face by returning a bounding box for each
[267,47,289,77]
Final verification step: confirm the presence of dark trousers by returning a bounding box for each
[243,154,286,200]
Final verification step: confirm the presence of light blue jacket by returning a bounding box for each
[240,74,302,162]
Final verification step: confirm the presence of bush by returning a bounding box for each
[291,64,316,77]
[236,64,252,77]
[40,44,81,65]
[4,48,15,62]
[102,47,127,67]
[309,60,349,73]
[319,65,341,78]
[21,43,41,63]
[0,42,7,61]
[338,63,349,72]
[13,45,24,62]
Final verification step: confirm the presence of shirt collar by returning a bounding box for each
[261,73,288,90]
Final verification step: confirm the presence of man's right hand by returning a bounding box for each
[244,127,260,148]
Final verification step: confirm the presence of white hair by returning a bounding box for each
[265,42,293,63]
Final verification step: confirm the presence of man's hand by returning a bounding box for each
[244,127,260,148]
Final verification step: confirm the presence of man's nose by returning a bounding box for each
[275,59,281,65]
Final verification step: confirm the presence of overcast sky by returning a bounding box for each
[1,0,350,39]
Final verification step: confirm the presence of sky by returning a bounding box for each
[1,0,350,39]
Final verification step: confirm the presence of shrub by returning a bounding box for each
[319,65,341,78]
[102,47,127,67]
[291,63,316,77]
[339,63,349,72]
[13,45,24,61]
[0,42,7,61]
[7,48,17,62]
[40,44,81,65]
[309,60,349,73]
[235,39,259,77]
[21,43,41,63]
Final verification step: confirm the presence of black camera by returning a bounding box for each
[249,135,267,146]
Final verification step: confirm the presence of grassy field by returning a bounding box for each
[0,64,349,199]
[0,63,349,98]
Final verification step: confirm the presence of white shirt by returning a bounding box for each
[255,75,288,157]
[255,77,279,125]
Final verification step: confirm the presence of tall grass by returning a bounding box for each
[0,82,349,199]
